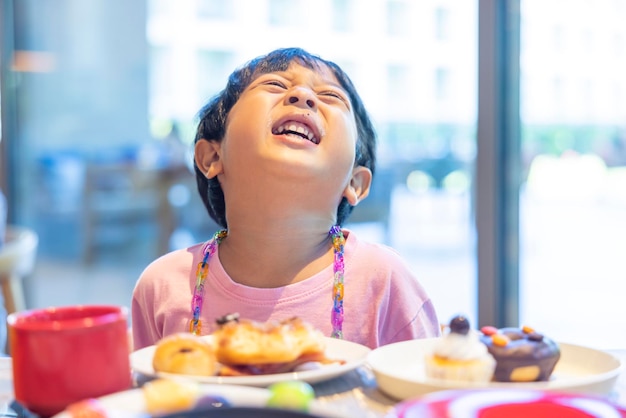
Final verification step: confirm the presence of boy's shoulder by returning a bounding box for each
[346,230,419,289]
[141,242,206,275]
[346,229,401,255]
[345,229,406,265]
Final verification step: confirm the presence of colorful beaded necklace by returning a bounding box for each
[189,225,346,338]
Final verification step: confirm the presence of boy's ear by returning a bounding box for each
[343,166,372,206]
[194,139,223,178]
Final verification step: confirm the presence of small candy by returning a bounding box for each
[267,381,315,411]
[449,315,470,335]
[480,326,498,336]
[195,395,232,409]
[522,325,535,334]
[491,333,510,346]
[216,312,240,325]
[527,332,544,342]
[66,399,107,418]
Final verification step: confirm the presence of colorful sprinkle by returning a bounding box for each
[267,381,314,411]
[491,333,510,346]
[481,326,498,336]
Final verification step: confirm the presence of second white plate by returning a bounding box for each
[131,336,371,387]
[367,338,623,400]
[53,383,341,418]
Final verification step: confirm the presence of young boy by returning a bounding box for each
[131,47,440,350]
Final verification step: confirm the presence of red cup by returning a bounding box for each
[7,305,131,417]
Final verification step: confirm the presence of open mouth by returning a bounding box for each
[272,121,320,144]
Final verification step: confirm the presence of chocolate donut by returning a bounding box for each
[479,326,560,382]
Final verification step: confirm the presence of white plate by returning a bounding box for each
[131,337,370,386]
[389,389,626,417]
[367,338,623,400]
[53,384,340,418]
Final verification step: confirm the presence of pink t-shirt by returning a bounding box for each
[131,230,440,350]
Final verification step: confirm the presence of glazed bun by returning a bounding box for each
[214,317,326,366]
[152,332,217,376]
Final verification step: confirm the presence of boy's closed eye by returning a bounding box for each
[319,90,348,102]
[255,74,350,109]
[263,79,287,89]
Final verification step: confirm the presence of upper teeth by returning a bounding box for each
[276,122,317,142]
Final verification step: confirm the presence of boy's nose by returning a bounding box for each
[286,89,316,109]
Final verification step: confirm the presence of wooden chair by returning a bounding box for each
[81,162,162,264]
[81,161,196,263]
[0,226,38,315]
[0,226,38,353]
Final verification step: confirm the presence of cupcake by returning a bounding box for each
[424,315,496,383]
[479,325,561,382]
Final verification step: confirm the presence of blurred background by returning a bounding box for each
[1,0,625,349]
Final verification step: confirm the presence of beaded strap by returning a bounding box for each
[189,229,227,335]
[329,225,345,339]
[189,226,345,339]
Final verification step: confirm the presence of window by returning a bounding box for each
[435,67,451,101]
[197,50,236,101]
[332,0,353,32]
[520,0,626,348]
[435,7,450,40]
[387,64,411,102]
[268,0,302,27]
[386,0,410,37]
[149,46,175,119]
[197,0,234,19]
[3,0,478,330]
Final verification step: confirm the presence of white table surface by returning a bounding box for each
[0,357,14,416]
[1,350,624,418]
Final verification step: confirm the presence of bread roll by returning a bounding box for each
[152,332,217,376]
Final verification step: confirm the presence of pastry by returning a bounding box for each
[150,315,339,377]
[142,378,200,415]
[480,325,561,382]
[213,316,325,364]
[152,332,217,376]
[424,315,496,382]
[213,314,339,376]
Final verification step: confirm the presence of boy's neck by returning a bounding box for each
[216,220,339,288]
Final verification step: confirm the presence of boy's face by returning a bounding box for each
[217,61,364,207]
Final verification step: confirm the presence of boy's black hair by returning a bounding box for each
[194,47,377,229]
